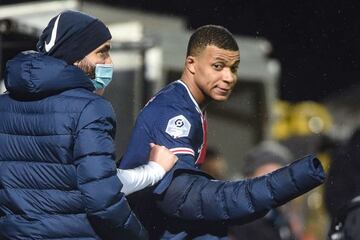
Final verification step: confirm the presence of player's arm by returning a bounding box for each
[146,107,325,228]
[117,144,178,196]
[73,98,147,240]
[156,154,325,227]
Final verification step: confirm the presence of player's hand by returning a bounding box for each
[149,143,178,172]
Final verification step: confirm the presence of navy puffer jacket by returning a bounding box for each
[0,52,147,239]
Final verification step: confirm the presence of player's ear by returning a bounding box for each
[185,56,196,74]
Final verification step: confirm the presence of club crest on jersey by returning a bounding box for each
[165,115,191,138]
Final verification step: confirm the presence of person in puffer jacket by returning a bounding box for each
[0,10,178,240]
[120,25,326,239]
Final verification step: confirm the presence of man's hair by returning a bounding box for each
[242,141,292,177]
[186,25,239,57]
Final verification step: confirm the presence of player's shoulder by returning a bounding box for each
[143,81,196,114]
[152,81,187,105]
[139,81,200,127]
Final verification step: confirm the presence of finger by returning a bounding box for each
[149,143,156,148]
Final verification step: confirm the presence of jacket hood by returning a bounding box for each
[4,51,94,98]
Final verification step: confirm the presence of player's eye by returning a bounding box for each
[231,65,239,73]
[213,63,224,71]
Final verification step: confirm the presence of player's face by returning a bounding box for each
[193,45,240,102]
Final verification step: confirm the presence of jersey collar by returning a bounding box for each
[176,80,202,114]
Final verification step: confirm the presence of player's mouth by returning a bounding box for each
[216,87,231,95]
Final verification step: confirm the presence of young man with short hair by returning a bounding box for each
[120,25,325,239]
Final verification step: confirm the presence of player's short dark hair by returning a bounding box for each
[186,25,239,57]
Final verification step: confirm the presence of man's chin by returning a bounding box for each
[212,94,230,102]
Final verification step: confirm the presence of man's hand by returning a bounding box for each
[149,143,178,172]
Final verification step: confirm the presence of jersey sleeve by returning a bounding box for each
[120,104,209,195]
[121,104,199,169]
[152,105,197,161]
[149,104,209,194]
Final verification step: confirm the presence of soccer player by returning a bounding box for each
[120,25,325,239]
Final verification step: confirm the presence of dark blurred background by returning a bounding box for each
[1,0,359,102]
[1,2,358,238]
[90,0,360,102]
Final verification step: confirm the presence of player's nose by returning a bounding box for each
[223,68,236,84]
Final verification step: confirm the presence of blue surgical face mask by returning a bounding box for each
[90,64,113,90]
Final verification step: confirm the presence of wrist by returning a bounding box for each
[148,161,166,177]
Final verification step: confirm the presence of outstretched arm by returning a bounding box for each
[156,155,325,229]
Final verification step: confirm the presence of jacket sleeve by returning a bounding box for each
[157,155,325,225]
[73,98,148,240]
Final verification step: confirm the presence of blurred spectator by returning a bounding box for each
[228,141,298,240]
[200,147,228,180]
[325,129,360,239]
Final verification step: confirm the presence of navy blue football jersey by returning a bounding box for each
[120,80,208,193]
[119,80,326,240]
